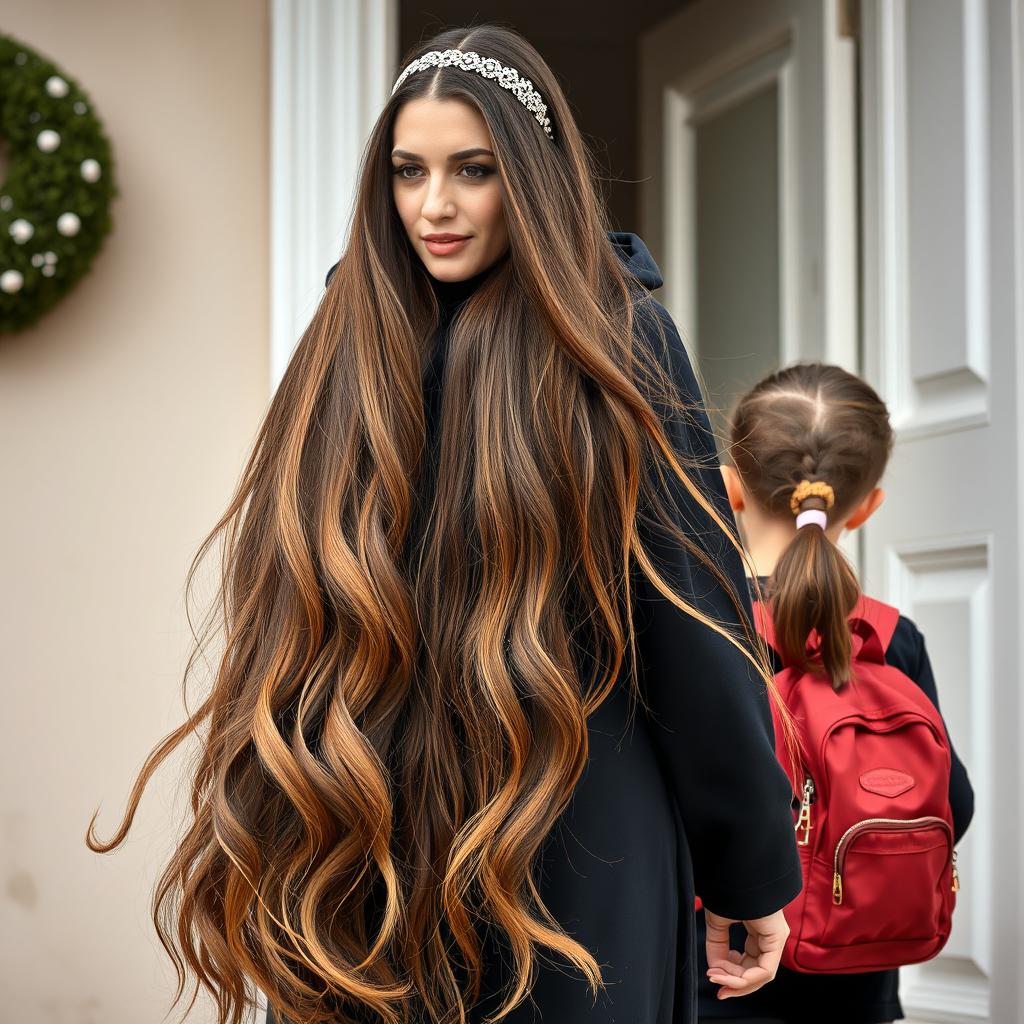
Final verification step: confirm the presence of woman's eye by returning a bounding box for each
[392,163,492,181]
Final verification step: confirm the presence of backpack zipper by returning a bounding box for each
[795,775,815,846]
[831,816,955,905]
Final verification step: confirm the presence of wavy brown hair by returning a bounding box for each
[88,24,771,1024]
[729,363,894,688]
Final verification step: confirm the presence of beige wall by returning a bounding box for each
[0,2,269,1021]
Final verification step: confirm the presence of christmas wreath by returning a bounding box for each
[0,33,116,333]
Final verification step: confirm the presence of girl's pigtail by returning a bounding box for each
[769,482,860,689]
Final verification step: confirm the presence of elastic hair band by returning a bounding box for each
[391,48,554,140]
[796,509,828,531]
[789,479,836,516]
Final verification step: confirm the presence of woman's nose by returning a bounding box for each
[421,176,456,221]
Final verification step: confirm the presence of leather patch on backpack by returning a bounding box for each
[859,768,916,798]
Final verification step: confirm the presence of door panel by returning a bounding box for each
[861,1,1021,1020]
[694,82,781,425]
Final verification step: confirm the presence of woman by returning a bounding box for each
[88,25,800,1024]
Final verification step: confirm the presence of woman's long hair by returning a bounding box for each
[729,363,894,688]
[89,24,770,1024]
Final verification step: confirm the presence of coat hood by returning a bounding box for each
[608,231,663,291]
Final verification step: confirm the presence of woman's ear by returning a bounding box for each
[844,487,886,530]
[720,465,745,513]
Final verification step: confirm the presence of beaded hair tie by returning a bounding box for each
[391,48,554,140]
[789,480,836,517]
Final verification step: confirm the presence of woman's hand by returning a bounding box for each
[704,908,790,999]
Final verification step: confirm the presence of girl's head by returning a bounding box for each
[725,363,895,686]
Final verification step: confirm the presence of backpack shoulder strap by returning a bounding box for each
[750,598,780,657]
[753,594,901,664]
[849,595,901,662]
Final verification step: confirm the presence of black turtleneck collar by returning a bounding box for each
[429,263,496,323]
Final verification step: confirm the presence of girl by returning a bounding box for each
[88,25,801,1024]
[697,363,975,1024]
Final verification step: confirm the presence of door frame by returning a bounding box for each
[270,0,397,390]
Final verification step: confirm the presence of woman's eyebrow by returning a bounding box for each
[391,148,495,161]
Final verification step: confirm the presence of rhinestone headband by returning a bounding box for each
[391,48,554,140]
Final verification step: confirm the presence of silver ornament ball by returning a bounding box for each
[9,219,34,244]
[1,270,25,294]
[41,265,56,278]
[45,75,69,98]
[37,129,60,153]
[57,212,81,237]
[80,159,102,183]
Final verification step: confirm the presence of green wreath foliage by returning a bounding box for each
[0,33,116,333]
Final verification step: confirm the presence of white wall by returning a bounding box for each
[0,2,269,1021]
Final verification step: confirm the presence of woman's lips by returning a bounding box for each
[423,235,471,256]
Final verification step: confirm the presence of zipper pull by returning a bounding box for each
[952,849,961,893]
[795,776,814,846]
[833,871,843,905]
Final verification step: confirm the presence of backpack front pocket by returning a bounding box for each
[825,816,955,946]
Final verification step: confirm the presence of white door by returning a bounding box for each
[643,1,1023,1022]
[860,1,1021,1021]
[639,0,858,424]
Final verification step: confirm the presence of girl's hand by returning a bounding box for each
[704,908,790,999]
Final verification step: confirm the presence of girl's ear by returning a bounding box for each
[720,465,745,512]
[844,487,886,530]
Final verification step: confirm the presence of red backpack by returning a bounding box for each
[755,595,958,974]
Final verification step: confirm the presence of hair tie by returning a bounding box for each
[796,509,828,531]
[789,479,835,516]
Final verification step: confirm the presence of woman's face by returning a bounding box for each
[391,97,509,282]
